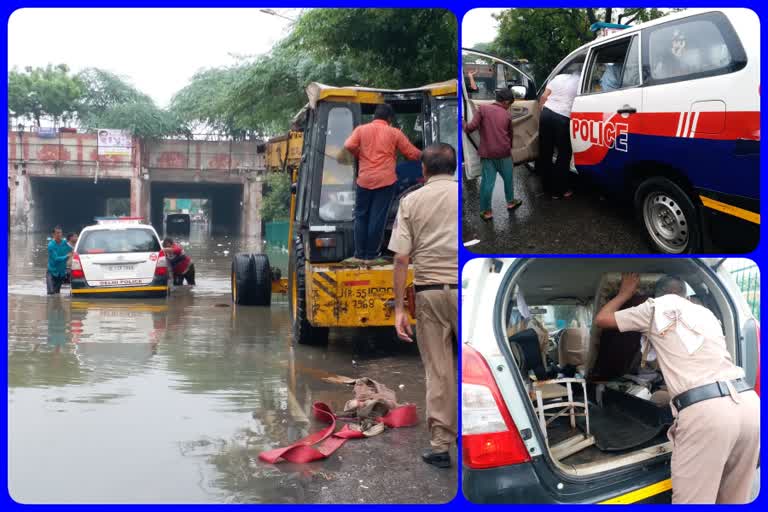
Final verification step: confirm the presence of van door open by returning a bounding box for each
[462,49,539,180]
[570,34,643,188]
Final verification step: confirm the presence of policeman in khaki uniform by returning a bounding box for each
[389,143,458,469]
[596,273,760,504]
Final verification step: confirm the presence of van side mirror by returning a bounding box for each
[511,85,527,99]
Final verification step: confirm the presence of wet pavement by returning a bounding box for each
[462,166,648,254]
[7,230,457,504]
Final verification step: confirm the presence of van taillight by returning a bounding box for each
[71,252,84,279]
[462,345,531,469]
[154,251,168,277]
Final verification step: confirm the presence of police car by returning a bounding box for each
[70,217,170,298]
[462,258,759,503]
[462,8,759,254]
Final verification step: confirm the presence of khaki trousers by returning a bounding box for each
[415,287,458,453]
[670,390,760,504]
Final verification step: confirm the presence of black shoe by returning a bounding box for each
[421,450,451,468]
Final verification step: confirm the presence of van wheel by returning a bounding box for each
[635,177,701,254]
[231,253,254,305]
[290,238,329,346]
[249,254,272,307]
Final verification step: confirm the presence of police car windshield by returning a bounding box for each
[78,228,160,254]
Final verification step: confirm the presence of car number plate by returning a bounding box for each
[106,265,135,272]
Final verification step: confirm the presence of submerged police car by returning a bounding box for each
[463,8,759,253]
[70,217,170,298]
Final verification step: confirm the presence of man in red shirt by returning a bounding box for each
[463,88,518,220]
[162,238,195,286]
[344,104,422,263]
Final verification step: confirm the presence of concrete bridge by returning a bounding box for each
[8,131,267,236]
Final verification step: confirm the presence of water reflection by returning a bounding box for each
[8,233,453,504]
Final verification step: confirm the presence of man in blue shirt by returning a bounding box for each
[47,225,72,295]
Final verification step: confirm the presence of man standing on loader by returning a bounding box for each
[344,103,422,264]
[389,143,458,468]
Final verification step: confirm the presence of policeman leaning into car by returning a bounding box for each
[595,273,760,504]
[389,142,458,469]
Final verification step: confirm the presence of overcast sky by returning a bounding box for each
[462,8,504,48]
[8,8,297,108]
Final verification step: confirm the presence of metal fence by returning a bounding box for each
[264,221,290,248]
[729,262,760,321]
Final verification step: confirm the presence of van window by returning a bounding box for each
[319,107,355,222]
[463,53,533,101]
[541,51,586,96]
[585,37,635,94]
[621,36,641,88]
[647,13,745,83]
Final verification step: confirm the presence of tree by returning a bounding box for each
[76,68,152,118]
[260,172,291,222]
[8,64,83,127]
[490,8,675,82]
[290,8,458,88]
[79,102,188,139]
[171,66,251,139]
[73,68,187,138]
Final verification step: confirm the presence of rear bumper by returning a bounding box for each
[70,277,168,298]
[463,456,671,504]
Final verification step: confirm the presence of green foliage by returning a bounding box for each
[490,8,675,82]
[260,172,291,221]
[290,8,458,88]
[175,8,458,137]
[76,68,152,117]
[80,102,188,139]
[171,66,250,138]
[8,64,83,126]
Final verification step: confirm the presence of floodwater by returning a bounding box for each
[7,227,456,504]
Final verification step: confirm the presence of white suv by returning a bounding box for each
[70,218,170,298]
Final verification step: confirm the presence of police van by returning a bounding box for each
[462,258,760,503]
[462,8,759,254]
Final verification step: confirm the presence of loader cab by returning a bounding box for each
[291,82,458,265]
[283,81,457,346]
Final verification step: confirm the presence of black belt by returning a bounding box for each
[414,284,458,293]
[672,378,752,412]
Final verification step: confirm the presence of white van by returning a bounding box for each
[462,8,759,254]
[461,258,759,503]
[71,218,170,298]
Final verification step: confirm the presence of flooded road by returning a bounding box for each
[8,230,456,504]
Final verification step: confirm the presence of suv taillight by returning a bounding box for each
[462,345,531,469]
[154,251,168,277]
[71,252,84,279]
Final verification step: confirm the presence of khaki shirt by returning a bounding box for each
[615,294,744,399]
[387,175,457,286]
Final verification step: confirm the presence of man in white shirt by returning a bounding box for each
[536,65,582,199]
